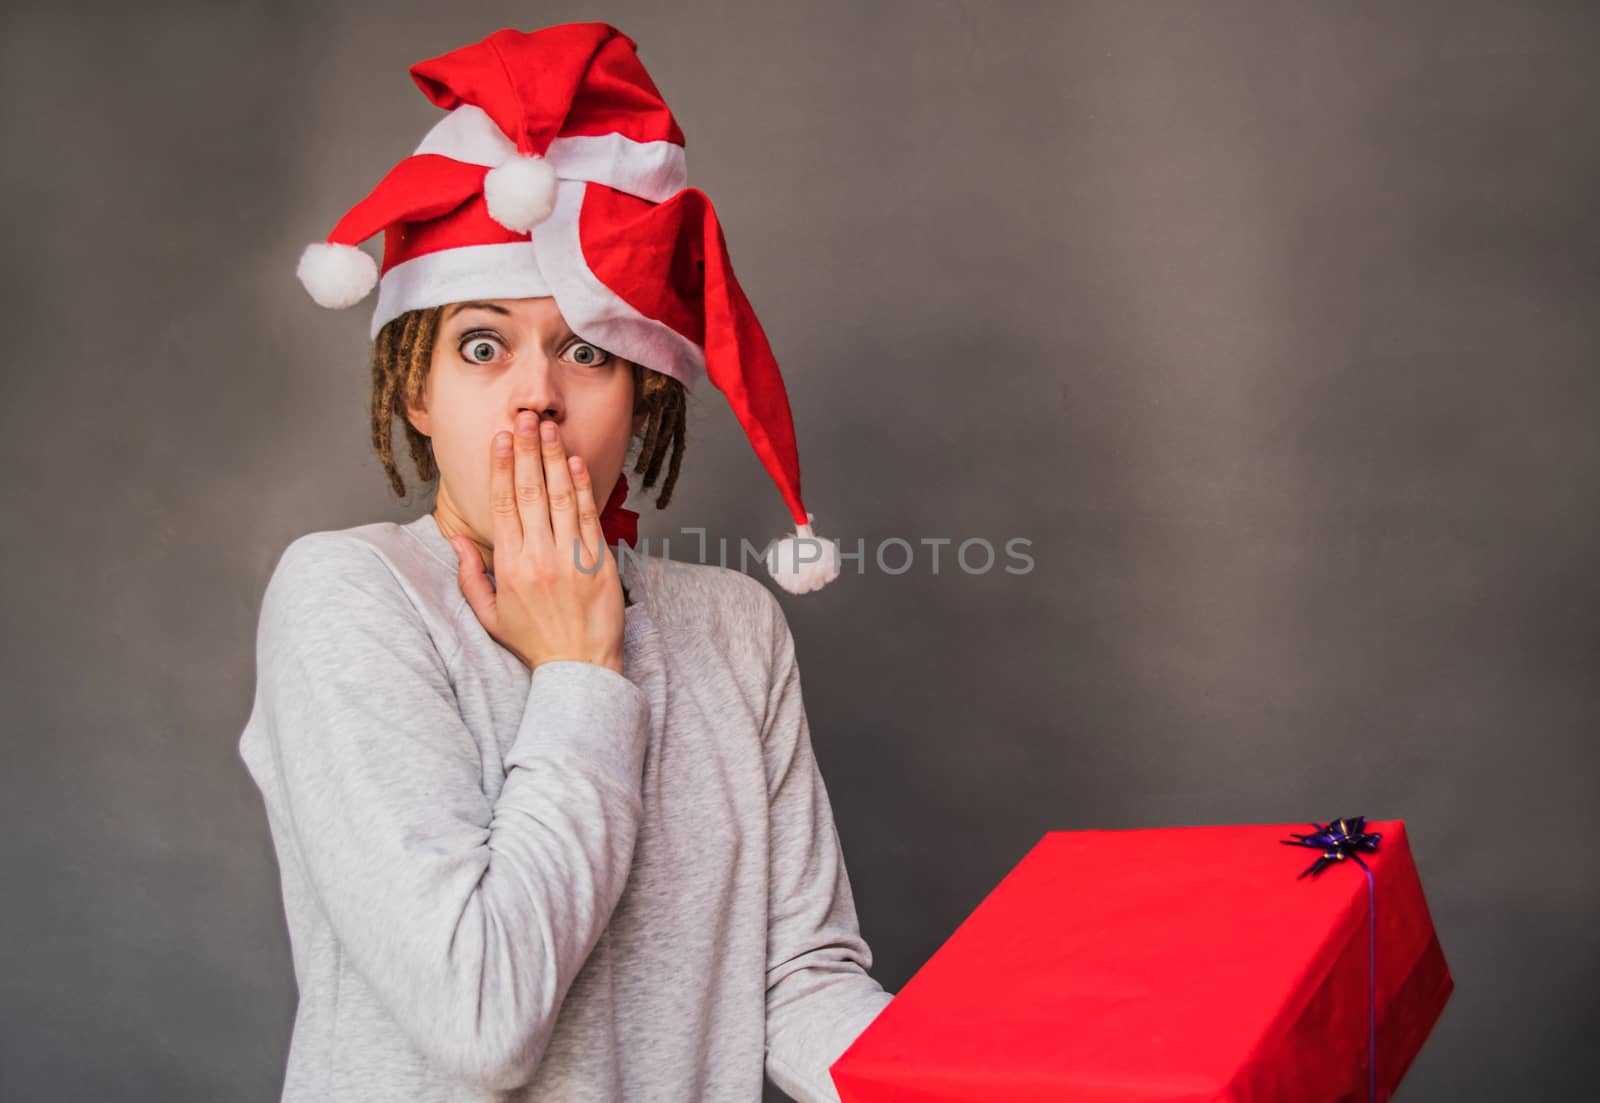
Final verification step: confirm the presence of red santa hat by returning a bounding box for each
[296,22,840,594]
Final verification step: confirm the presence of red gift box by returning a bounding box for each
[831,819,1453,1103]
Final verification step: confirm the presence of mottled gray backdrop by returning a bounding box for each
[2,1,1595,1100]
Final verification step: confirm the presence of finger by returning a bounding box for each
[514,411,553,555]
[567,454,603,571]
[489,429,523,559]
[540,420,582,569]
[449,535,498,630]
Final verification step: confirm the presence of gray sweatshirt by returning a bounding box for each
[237,511,893,1102]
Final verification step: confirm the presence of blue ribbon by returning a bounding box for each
[1282,816,1384,1103]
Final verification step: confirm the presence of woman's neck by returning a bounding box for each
[431,494,494,576]
[429,497,631,606]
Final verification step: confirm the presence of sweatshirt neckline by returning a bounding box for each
[400,511,649,621]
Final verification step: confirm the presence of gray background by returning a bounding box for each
[2,1,1594,1100]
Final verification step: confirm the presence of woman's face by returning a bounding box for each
[405,296,642,562]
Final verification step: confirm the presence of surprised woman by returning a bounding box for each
[238,21,891,1103]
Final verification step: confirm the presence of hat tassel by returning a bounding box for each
[765,513,841,594]
[483,152,559,232]
[296,242,379,309]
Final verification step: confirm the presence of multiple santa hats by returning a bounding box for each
[296,22,840,593]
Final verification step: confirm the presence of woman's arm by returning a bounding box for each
[251,532,650,1090]
[755,584,895,1103]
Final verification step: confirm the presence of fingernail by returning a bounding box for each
[540,420,556,441]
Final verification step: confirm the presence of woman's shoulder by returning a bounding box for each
[271,517,434,586]
[626,553,786,649]
[261,517,468,645]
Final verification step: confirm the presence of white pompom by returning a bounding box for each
[296,242,378,309]
[765,514,842,595]
[483,153,558,232]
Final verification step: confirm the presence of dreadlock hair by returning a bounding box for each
[369,304,688,508]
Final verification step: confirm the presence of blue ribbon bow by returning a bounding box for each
[1282,816,1385,1102]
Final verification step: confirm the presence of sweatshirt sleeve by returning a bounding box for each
[755,585,895,1103]
[252,533,652,1091]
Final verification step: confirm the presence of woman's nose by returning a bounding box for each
[510,350,563,420]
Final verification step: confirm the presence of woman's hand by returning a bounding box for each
[452,410,626,675]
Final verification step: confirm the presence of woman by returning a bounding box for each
[238,22,891,1103]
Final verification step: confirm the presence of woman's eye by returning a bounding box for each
[566,341,611,367]
[460,336,505,363]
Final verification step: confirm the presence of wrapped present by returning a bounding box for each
[831,818,1453,1103]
